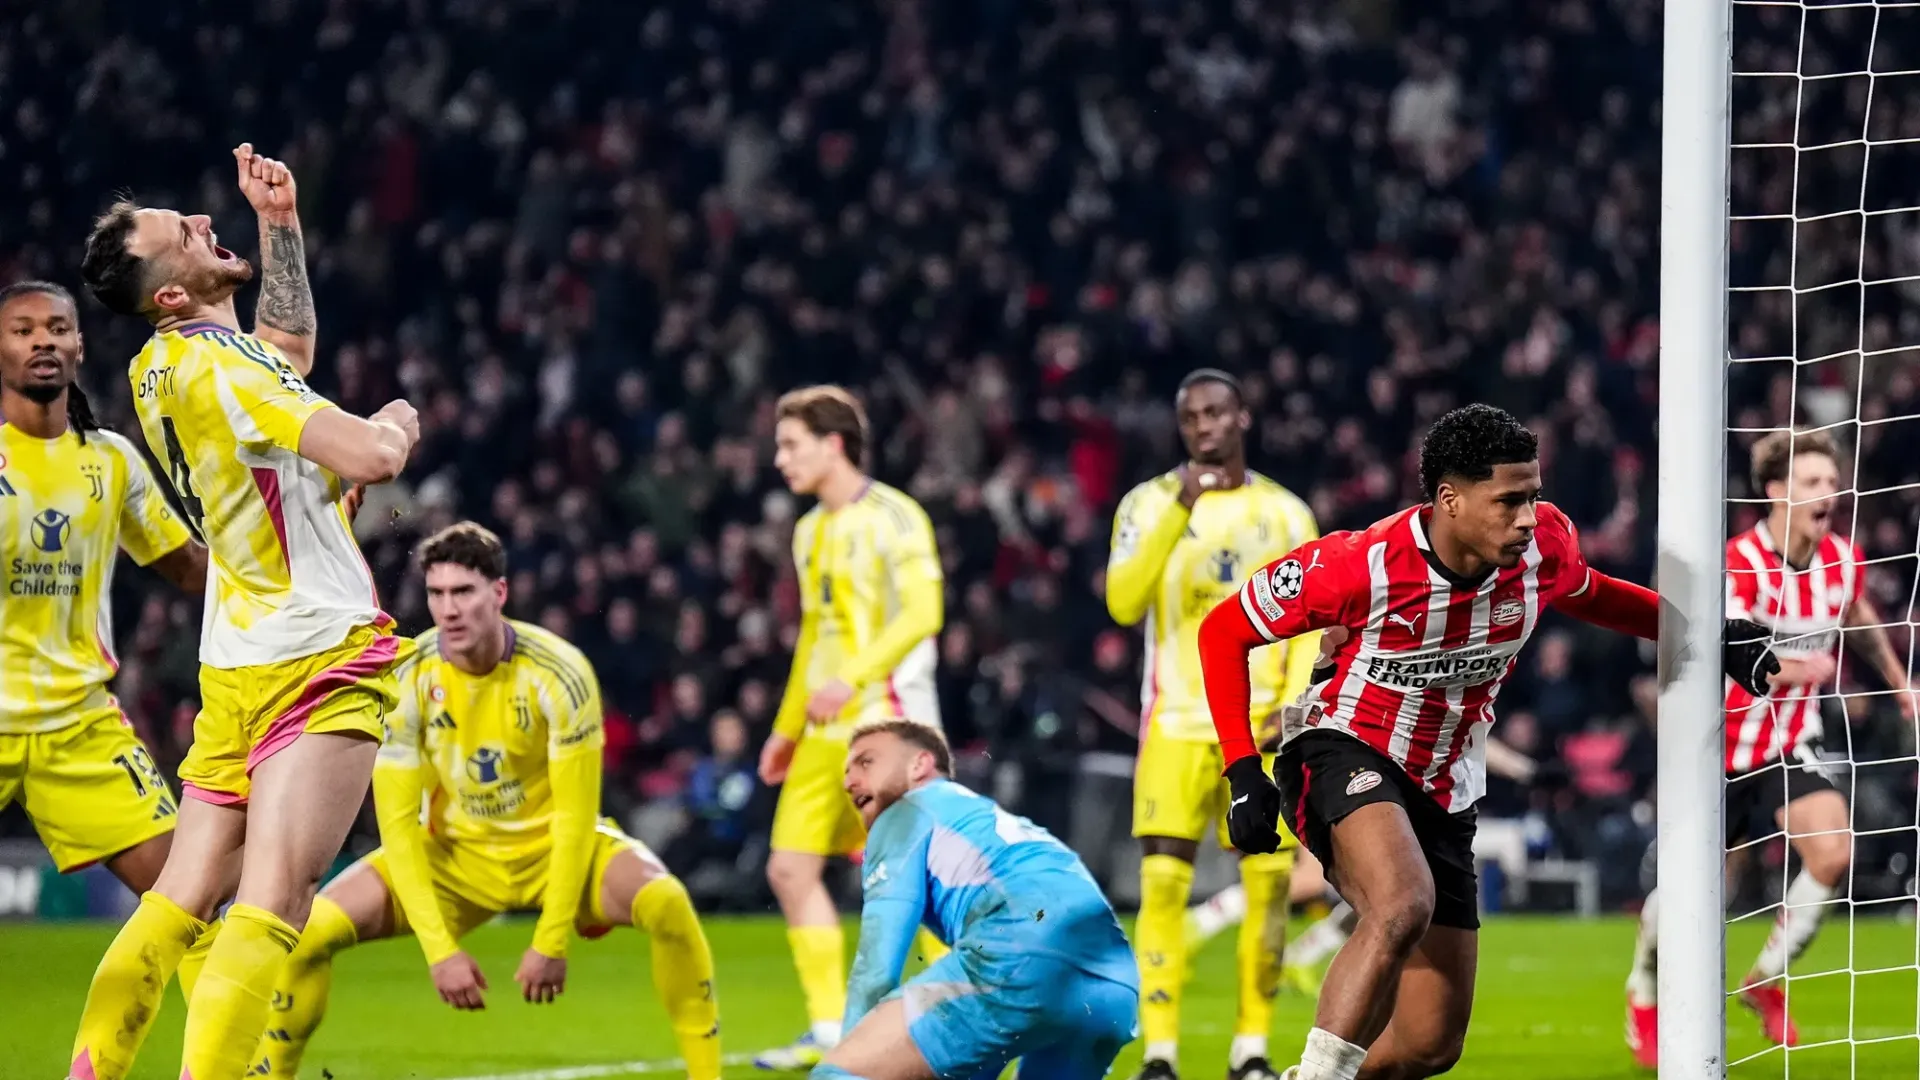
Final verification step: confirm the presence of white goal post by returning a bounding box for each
[1658,0,1734,1076]
[1660,0,1920,1075]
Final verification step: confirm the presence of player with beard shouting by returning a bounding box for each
[68,145,419,1080]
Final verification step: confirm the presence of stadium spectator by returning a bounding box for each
[2,0,1915,907]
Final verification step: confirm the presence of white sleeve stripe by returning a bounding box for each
[1566,566,1593,598]
[1239,588,1281,643]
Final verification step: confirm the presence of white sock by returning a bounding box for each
[1229,1034,1268,1068]
[1144,1041,1179,1065]
[1189,884,1248,945]
[1297,1027,1368,1080]
[1286,901,1356,967]
[1752,869,1837,980]
[1625,889,1658,1006]
[810,1019,841,1046]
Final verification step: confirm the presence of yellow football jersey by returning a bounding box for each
[377,619,605,961]
[127,323,384,668]
[382,620,605,850]
[0,424,191,734]
[775,480,942,741]
[1107,470,1320,741]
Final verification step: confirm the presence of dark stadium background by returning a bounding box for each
[2,0,1916,925]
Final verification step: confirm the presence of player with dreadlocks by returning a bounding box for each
[0,278,211,940]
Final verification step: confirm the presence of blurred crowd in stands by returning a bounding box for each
[3,0,1916,912]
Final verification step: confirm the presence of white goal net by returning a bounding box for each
[1666,0,1920,1076]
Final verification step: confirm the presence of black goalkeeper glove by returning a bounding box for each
[1223,755,1285,855]
[1724,618,1782,698]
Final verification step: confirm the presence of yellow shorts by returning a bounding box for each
[181,624,407,805]
[1133,728,1297,851]
[365,819,662,938]
[769,735,864,857]
[0,704,177,872]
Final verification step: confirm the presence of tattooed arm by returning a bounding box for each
[255,214,317,375]
[233,143,318,375]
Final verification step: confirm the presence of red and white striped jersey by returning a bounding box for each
[1234,502,1593,811]
[1723,525,1862,774]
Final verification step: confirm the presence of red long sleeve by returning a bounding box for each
[1199,599,1272,767]
[1554,570,1659,640]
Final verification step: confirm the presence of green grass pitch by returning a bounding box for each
[3,914,1916,1079]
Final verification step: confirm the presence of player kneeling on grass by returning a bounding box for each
[815,718,1140,1080]
[252,522,721,1080]
[1195,404,1779,1080]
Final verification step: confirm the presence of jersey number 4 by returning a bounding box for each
[158,418,206,533]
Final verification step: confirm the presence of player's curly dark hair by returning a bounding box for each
[419,521,509,580]
[0,280,102,443]
[1418,403,1538,500]
[80,200,150,317]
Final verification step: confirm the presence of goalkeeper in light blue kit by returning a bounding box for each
[816,717,1140,1080]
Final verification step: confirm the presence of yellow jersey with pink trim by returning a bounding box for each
[127,323,386,668]
[0,424,191,733]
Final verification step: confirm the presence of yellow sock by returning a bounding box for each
[912,927,949,968]
[180,903,299,1080]
[176,919,222,1003]
[254,896,357,1078]
[786,924,847,1030]
[70,891,206,1080]
[1235,852,1292,1040]
[1136,854,1195,1055]
[633,876,722,1080]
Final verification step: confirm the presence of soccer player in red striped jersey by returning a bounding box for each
[1194,405,1774,1080]
[1623,429,1915,1064]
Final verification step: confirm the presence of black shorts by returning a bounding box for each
[1275,730,1481,931]
[1725,752,1842,848]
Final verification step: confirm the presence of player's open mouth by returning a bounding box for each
[26,356,60,376]
[851,793,873,810]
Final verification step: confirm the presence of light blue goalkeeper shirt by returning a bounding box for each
[844,778,1136,1030]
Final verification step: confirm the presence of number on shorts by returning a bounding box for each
[113,747,166,798]
[158,417,205,533]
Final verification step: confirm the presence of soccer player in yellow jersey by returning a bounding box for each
[1108,369,1321,1080]
[0,280,209,893]
[753,386,947,1069]
[68,145,421,1080]
[252,522,722,1079]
